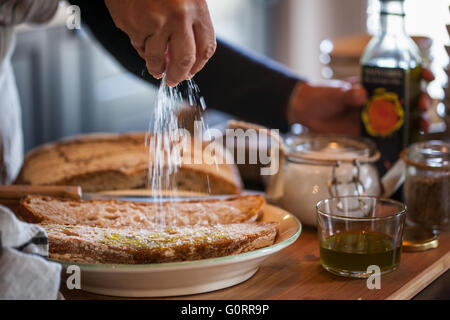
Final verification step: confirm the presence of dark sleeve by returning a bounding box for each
[70,0,303,130]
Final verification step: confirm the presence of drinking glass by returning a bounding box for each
[317,196,406,278]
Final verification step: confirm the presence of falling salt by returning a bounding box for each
[145,75,214,225]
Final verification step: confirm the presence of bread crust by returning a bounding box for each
[17,132,242,194]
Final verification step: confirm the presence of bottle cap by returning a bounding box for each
[402,226,439,252]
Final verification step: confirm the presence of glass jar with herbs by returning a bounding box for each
[402,140,449,231]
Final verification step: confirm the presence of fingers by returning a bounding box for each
[189,22,216,77]
[422,68,435,82]
[419,68,433,133]
[420,113,430,132]
[164,27,196,87]
[342,87,367,107]
[418,92,432,112]
[316,80,366,108]
[132,42,145,60]
[144,33,169,79]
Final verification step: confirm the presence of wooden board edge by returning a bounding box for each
[386,250,450,300]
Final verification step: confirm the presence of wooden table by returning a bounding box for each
[61,227,450,300]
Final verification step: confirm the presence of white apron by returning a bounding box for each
[0,39,23,185]
[0,0,58,184]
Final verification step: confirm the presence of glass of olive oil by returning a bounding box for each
[317,196,406,278]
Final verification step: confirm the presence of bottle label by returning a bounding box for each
[361,66,405,138]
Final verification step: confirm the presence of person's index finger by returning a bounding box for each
[165,28,196,87]
[144,33,169,79]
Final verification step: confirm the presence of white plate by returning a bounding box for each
[54,204,301,297]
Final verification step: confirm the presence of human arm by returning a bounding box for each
[69,0,302,130]
[69,0,433,134]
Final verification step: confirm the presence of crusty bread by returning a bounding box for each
[21,194,278,264]
[19,194,265,228]
[17,132,242,194]
[44,222,278,264]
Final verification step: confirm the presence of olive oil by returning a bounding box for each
[320,231,401,276]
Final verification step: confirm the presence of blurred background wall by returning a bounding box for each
[11,0,450,152]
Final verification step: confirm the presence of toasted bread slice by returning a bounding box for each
[19,194,265,228]
[44,222,278,264]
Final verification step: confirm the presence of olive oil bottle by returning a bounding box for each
[361,0,422,173]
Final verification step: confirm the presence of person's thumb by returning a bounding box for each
[342,86,367,108]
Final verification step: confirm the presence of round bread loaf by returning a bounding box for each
[17,132,242,194]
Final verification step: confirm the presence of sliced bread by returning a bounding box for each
[44,222,278,264]
[19,194,265,228]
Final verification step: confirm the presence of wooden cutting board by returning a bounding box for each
[61,227,450,300]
